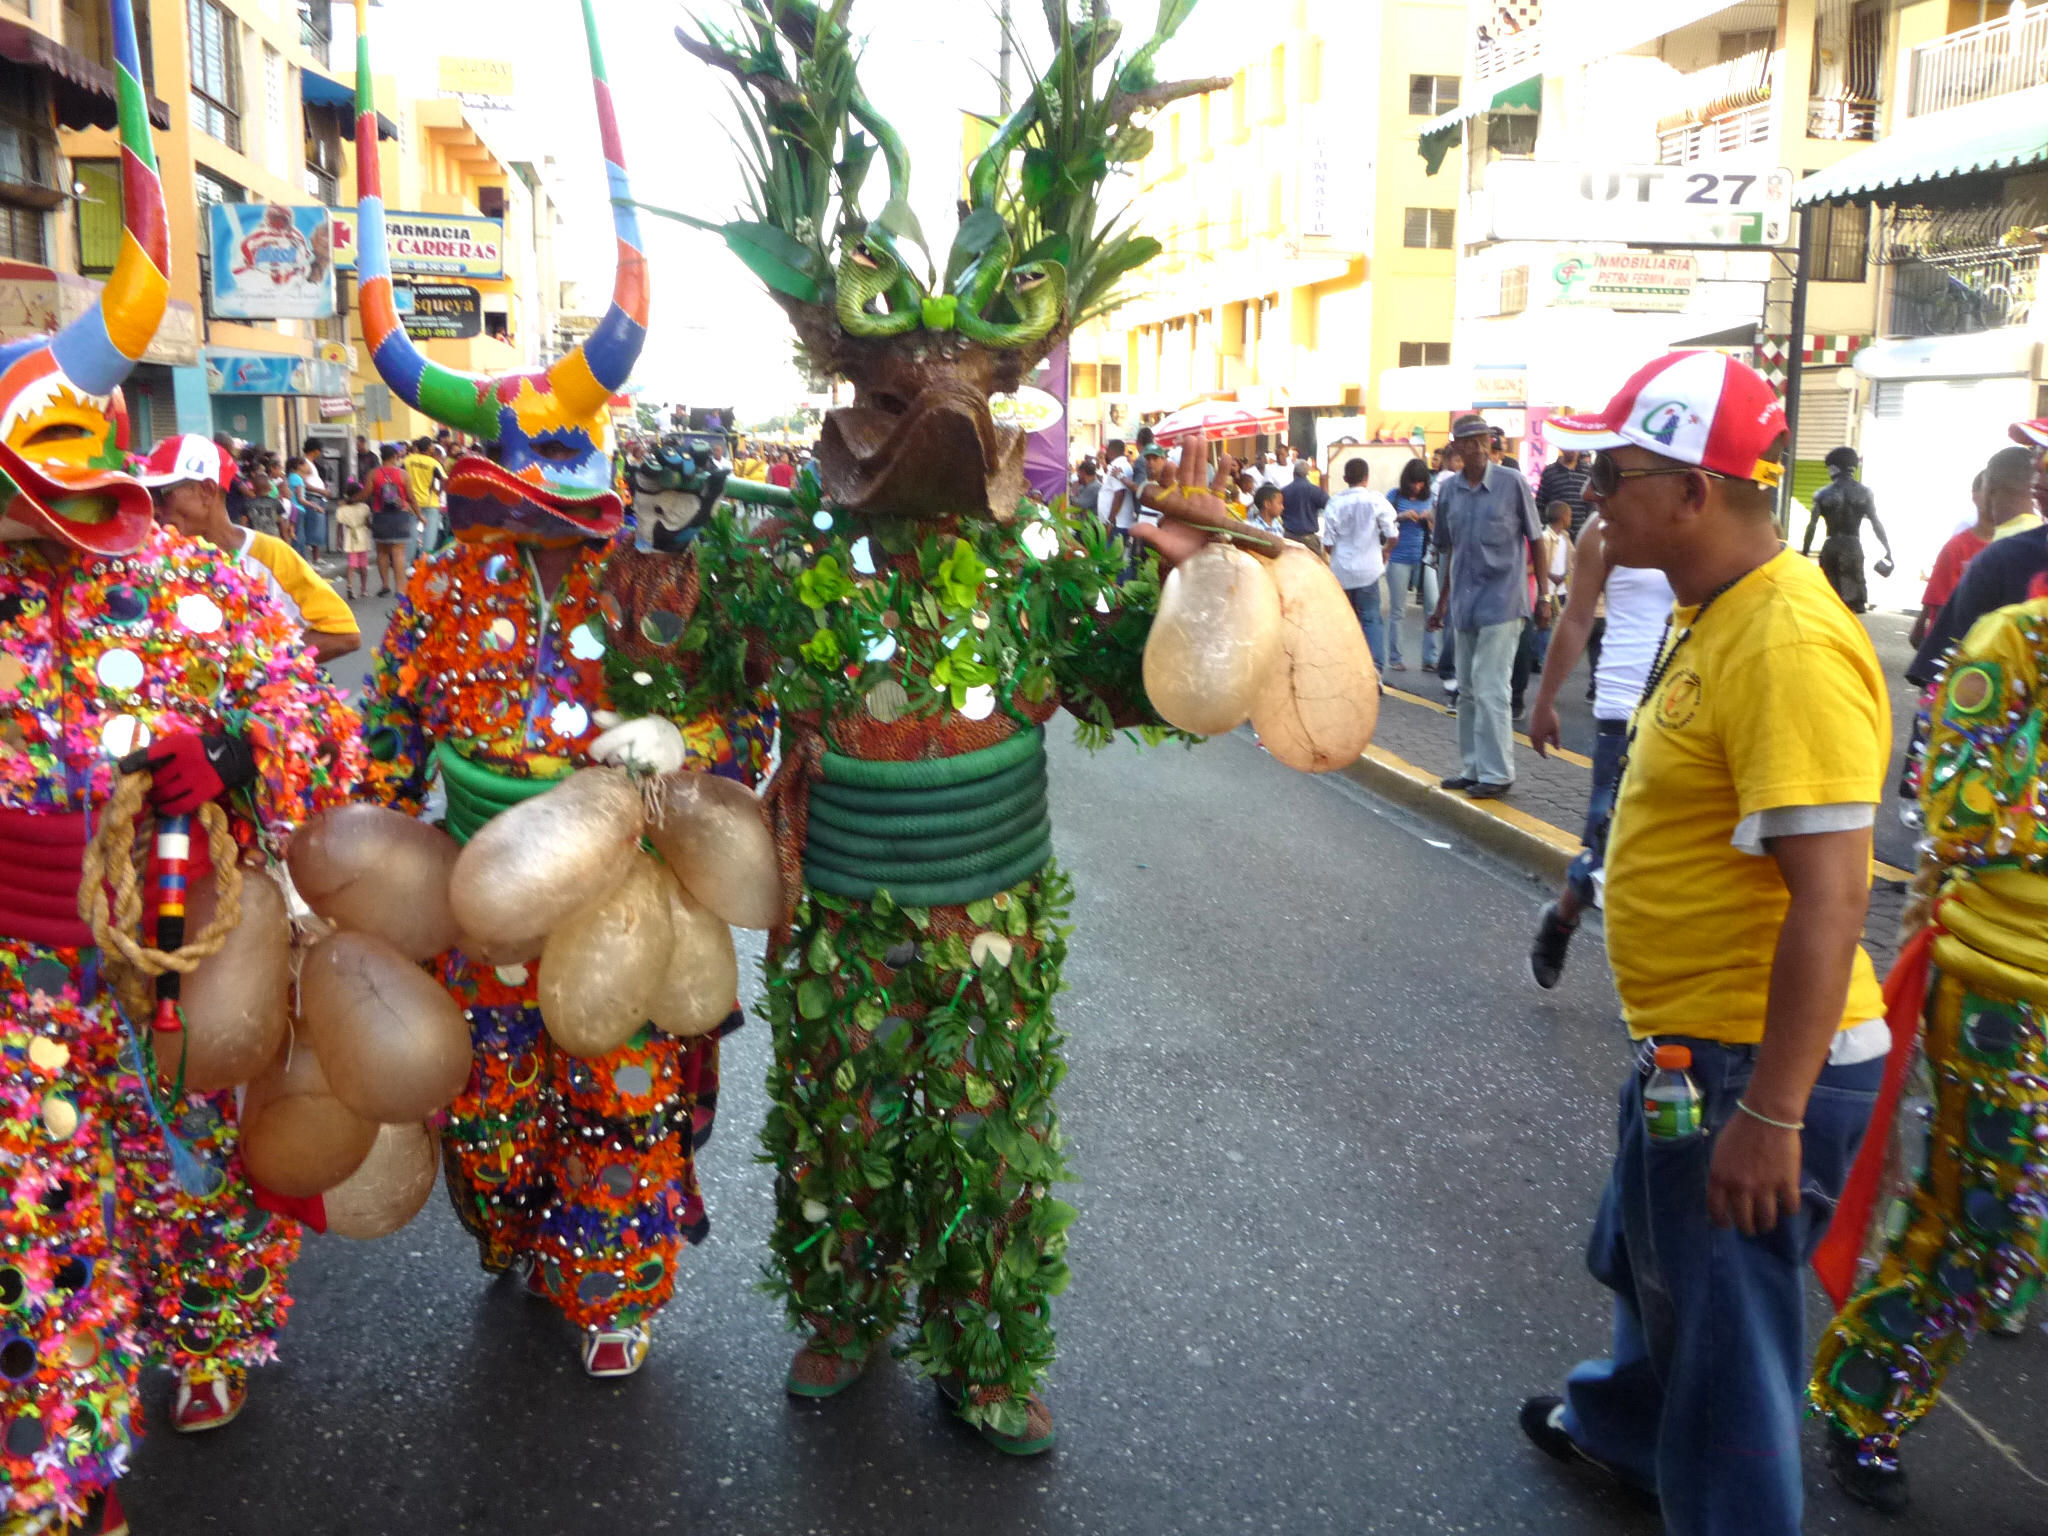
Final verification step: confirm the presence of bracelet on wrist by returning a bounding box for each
[1736,1099,1804,1132]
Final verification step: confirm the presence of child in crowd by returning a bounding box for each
[335,480,374,600]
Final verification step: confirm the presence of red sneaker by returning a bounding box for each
[582,1323,651,1378]
[80,1488,126,1536]
[172,1364,246,1433]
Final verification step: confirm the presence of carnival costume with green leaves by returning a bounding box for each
[634,0,1228,1447]
[1810,596,2048,1475]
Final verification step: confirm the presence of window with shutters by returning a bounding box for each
[187,0,241,151]
[1807,198,1867,283]
[1409,75,1460,115]
[0,204,45,265]
[1399,342,1451,367]
[1403,207,1455,249]
[1499,265,1529,315]
[72,159,122,275]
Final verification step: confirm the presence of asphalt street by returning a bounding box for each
[118,578,2042,1534]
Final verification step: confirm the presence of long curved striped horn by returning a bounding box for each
[47,0,167,394]
[352,0,498,436]
[542,0,648,418]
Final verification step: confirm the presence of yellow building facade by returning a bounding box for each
[1072,0,1466,458]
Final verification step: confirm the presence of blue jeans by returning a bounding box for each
[1345,582,1385,669]
[1453,620,1520,784]
[1562,1041,1883,1536]
[1566,724,1627,907]
[1385,560,1438,667]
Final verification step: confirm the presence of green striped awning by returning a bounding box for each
[1794,84,2048,205]
[1418,76,1542,175]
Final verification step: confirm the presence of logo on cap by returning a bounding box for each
[1638,401,1699,446]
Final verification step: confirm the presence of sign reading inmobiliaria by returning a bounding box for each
[325,210,506,279]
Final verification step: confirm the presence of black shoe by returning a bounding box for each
[1439,775,1477,791]
[1467,780,1512,800]
[1519,1396,1659,1509]
[1530,900,1576,989]
[1826,1426,1910,1514]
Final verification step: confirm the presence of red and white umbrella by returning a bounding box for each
[1149,401,1286,445]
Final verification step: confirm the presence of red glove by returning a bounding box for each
[127,732,257,814]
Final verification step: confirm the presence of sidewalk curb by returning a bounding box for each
[1339,745,1578,886]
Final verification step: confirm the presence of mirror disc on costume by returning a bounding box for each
[1021,521,1058,560]
[612,1063,653,1098]
[865,680,907,723]
[483,554,516,585]
[95,648,143,694]
[1969,1105,2023,1157]
[1947,663,1997,717]
[1870,1289,1924,1341]
[6,1415,43,1456]
[40,1093,77,1140]
[104,587,148,625]
[639,610,685,647]
[864,634,897,665]
[0,656,24,693]
[493,964,529,988]
[508,1052,542,1090]
[577,1271,621,1302]
[812,511,834,532]
[1828,1349,1890,1407]
[237,1265,271,1301]
[631,1255,664,1290]
[64,1330,99,1369]
[600,1165,635,1197]
[1963,1005,2020,1060]
[22,959,67,998]
[482,618,517,653]
[850,537,875,575]
[1964,1188,2013,1238]
[0,1270,21,1309]
[568,623,605,661]
[548,701,589,738]
[1936,1256,1980,1298]
[99,715,149,758]
[0,1337,33,1380]
[54,1258,89,1293]
[961,685,996,721]
[175,594,223,635]
[26,1037,68,1073]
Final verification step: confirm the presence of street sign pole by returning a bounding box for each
[1781,207,1812,535]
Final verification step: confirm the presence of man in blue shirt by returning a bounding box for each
[1280,458,1328,555]
[1428,412,1541,798]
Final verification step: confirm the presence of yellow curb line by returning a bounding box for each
[1347,742,1917,892]
[1381,682,1596,770]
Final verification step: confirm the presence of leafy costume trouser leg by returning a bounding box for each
[1811,971,2048,1459]
[763,874,1077,1435]
[439,957,713,1329]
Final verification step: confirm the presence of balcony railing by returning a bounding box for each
[1908,5,2048,117]
[1807,95,1878,141]
[1656,101,1774,166]
[1473,21,1546,89]
[298,4,332,68]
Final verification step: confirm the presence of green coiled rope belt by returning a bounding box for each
[436,741,561,845]
[801,726,1053,907]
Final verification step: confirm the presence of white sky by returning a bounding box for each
[347,0,1243,417]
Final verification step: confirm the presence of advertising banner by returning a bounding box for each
[328,210,505,278]
[205,349,350,398]
[396,282,483,339]
[1006,342,1070,504]
[1480,160,1793,247]
[207,204,335,319]
[1551,249,1699,310]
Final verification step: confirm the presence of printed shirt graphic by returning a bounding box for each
[1601,550,1889,1042]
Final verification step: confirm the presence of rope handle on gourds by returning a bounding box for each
[78,767,245,985]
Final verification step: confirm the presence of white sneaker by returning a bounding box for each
[582,1323,652,1378]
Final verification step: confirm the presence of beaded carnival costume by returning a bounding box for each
[0,3,363,1523]
[644,1,1365,1454]
[1811,591,2048,1490]
[351,0,773,1379]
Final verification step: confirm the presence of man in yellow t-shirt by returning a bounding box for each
[1514,353,1889,1536]
[403,437,447,553]
[140,435,361,665]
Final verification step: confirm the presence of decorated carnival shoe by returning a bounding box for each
[784,1337,876,1399]
[1825,1425,1910,1514]
[506,1253,551,1301]
[934,1375,1058,1457]
[582,1322,652,1378]
[3,1487,128,1536]
[172,1363,246,1433]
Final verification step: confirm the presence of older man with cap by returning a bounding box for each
[1427,412,1541,798]
[1513,352,1890,1536]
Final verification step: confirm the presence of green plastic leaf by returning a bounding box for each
[807,927,840,975]
[797,977,835,1020]
[833,1058,857,1092]
[964,1075,995,1109]
[945,207,1010,288]
[722,220,823,302]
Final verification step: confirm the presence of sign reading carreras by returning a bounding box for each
[326,210,505,278]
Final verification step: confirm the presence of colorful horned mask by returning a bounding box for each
[353,0,646,543]
[0,0,164,557]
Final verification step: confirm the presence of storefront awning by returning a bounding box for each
[301,65,398,139]
[1419,76,1541,175]
[1794,84,2048,205]
[0,20,169,129]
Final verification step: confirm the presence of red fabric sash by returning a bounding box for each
[1812,923,1936,1308]
[0,808,95,950]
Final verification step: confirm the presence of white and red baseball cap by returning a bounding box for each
[2008,418,2048,451]
[1549,351,1787,487]
[136,433,235,492]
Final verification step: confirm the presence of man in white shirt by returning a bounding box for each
[1101,438,1136,531]
[1321,457,1398,667]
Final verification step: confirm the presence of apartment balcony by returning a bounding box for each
[1658,100,1775,165]
[1473,20,1548,90]
[1909,5,2048,117]
[1887,249,2038,336]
